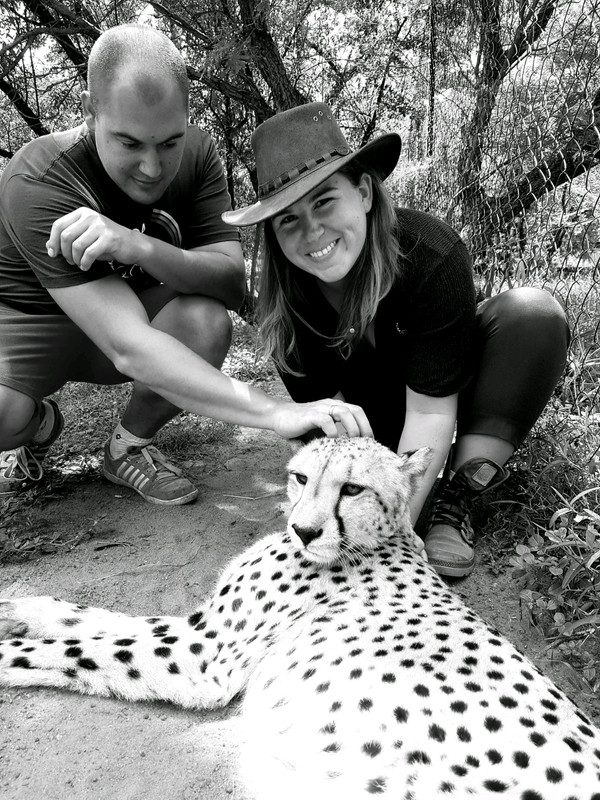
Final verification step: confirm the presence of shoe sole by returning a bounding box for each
[428,558,475,579]
[103,469,199,506]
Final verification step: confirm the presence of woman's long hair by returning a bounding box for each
[256,158,402,375]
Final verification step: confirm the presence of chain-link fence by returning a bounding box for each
[388,0,599,409]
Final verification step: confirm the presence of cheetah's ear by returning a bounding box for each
[395,447,432,489]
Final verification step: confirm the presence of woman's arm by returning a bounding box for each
[397,388,457,524]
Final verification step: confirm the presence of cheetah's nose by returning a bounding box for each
[291,524,323,547]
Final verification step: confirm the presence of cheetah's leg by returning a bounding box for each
[0,623,234,709]
[0,596,187,640]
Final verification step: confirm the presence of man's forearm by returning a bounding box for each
[45,207,246,310]
[116,324,280,427]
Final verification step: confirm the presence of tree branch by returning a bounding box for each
[485,86,600,227]
[456,0,558,211]
[0,76,49,137]
[20,0,98,75]
[187,64,272,119]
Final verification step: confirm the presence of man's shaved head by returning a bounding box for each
[87,24,189,111]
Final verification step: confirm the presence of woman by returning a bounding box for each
[223,102,569,578]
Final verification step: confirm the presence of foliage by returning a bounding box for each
[500,277,600,691]
[511,519,600,693]
[1,2,598,250]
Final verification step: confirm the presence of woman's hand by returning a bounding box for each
[271,399,373,440]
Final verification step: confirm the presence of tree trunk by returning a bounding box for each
[237,0,306,113]
[476,85,600,240]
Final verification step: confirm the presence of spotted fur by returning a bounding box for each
[1,438,599,799]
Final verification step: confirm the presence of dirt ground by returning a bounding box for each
[1,400,599,800]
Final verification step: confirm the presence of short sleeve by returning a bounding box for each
[0,172,109,289]
[176,128,239,249]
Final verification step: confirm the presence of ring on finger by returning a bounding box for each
[328,406,337,419]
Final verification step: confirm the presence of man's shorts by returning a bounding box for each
[0,284,179,401]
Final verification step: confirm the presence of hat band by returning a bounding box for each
[258,146,351,199]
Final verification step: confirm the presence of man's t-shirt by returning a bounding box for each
[0,124,239,314]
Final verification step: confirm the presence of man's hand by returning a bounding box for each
[271,399,373,440]
[46,207,139,271]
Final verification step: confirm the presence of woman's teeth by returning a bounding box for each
[309,240,337,259]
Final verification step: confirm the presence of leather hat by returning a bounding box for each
[222,102,401,227]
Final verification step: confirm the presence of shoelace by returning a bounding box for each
[0,446,43,482]
[138,445,183,477]
[430,476,473,530]
[430,497,471,529]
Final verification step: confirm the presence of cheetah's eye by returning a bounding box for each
[341,483,364,496]
[290,471,308,485]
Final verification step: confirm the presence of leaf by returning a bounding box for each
[585,550,600,570]
[585,526,599,548]
[561,615,600,635]
[562,561,583,588]
[549,509,571,527]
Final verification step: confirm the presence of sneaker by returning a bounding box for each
[0,446,44,497]
[103,442,198,506]
[0,399,64,497]
[424,458,509,578]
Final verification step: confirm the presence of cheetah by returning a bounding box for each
[0,437,599,799]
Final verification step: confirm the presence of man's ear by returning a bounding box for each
[80,91,97,132]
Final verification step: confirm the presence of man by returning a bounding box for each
[0,25,371,506]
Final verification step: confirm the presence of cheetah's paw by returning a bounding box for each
[0,596,86,639]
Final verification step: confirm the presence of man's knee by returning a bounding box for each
[0,386,39,449]
[156,295,233,364]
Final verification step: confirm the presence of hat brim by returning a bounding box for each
[222,132,401,228]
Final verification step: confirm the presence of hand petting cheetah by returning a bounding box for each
[1,437,599,800]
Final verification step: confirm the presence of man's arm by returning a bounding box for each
[397,388,457,524]
[46,207,246,310]
[48,276,372,440]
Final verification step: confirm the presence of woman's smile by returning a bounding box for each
[272,172,372,285]
[307,239,339,260]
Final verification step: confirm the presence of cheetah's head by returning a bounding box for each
[286,437,431,565]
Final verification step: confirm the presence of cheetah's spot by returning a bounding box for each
[2,439,599,800]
